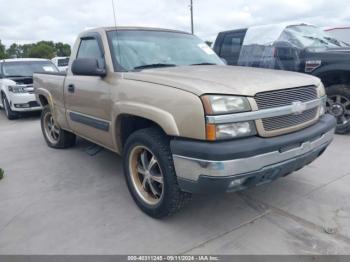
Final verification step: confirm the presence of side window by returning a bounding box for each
[77,38,105,69]
[220,34,244,58]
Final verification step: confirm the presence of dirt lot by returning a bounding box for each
[0,111,350,255]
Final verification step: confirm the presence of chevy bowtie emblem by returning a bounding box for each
[291,101,307,115]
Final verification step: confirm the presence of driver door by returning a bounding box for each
[64,34,114,149]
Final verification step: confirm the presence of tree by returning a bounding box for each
[3,41,71,59]
[6,43,22,58]
[55,42,71,57]
[27,42,56,59]
[0,40,6,59]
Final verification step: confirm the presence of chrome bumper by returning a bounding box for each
[173,129,334,182]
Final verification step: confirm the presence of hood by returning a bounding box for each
[306,47,350,65]
[123,65,321,96]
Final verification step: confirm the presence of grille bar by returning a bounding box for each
[255,86,319,134]
[255,86,317,110]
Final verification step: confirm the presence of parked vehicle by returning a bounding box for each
[0,58,58,119]
[213,23,350,134]
[325,27,350,46]
[52,57,69,72]
[34,27,336,218]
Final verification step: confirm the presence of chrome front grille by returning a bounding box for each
[255,86,319,135]
[255,86,317,109]
[262,108,318,131]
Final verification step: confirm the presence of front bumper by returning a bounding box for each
[8,93,42,112]
[171,114,336,194]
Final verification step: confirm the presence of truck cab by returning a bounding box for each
[213,23,350,134]
[0,58,58,119]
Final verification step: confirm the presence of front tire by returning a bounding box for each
[326,85,350,134]
[41,106,76,148]
[2,95,18,120]
[123,127,191,218]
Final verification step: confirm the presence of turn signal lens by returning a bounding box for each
[206,124,217,141]
[206,121,256,141]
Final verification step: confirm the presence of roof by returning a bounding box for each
[1,58,50,63]
[325,27,350,31]
[218,22,313,35]
[82,26,190,35]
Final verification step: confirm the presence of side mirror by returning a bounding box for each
[71,58,106,77]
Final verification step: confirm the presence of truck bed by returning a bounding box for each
[33,72,66,111]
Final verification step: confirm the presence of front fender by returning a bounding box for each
[112,101,180,135]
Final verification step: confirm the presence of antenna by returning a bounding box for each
[111,0,123,71]
[112,0,118,28]
[190,0,194,34]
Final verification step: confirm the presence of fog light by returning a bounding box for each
[229,178,246,188]
[14,103,30,108]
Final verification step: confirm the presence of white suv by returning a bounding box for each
[0,58,58,120]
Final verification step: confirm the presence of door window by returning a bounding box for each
[220,34,244,57]
[77,38,105,69]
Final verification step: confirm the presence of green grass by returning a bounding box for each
[0,168,3,180]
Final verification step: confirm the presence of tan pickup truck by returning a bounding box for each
[34,27,336,218]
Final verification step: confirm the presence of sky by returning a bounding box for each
[0,0,349,47]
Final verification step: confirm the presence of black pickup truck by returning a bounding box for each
[213,23,350,133]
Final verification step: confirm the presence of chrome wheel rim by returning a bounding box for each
[43,111,60,144]
[326,95,350,126]
[129,146,164,206]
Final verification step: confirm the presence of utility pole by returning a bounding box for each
[190,0,194,34]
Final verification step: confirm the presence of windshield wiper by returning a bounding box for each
[190,63,217,66]
[324,37,348,47]
[6,75,29,78]
[302,36,329,45]
[133,63,176,70]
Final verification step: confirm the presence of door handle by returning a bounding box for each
[68,84,75,93]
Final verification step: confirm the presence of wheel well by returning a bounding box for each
[318,70,350,87]
[38,95,49,107]
[117,114,166,149]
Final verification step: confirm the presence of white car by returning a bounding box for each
[51,57,69,72]
[0,58,59,120]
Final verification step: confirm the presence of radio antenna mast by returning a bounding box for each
[112,0,118,28]
[190,0,194,34]
[111,0,123,70]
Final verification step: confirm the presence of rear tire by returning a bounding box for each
[2,95,19,120]
[123,127,191,218]
[41,106,76,148]
[326,85,350,134]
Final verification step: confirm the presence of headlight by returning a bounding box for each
[8,85,27,93]
[207,121,257,140]
[206,121,257,141]
[201,95,251,115]
[202,95,255,140]
[317,82,326,97]
[319,96,327,116]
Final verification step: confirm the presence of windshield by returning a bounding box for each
[107,30,223,71]
[281,25,349,49]
[2,61,58,77]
